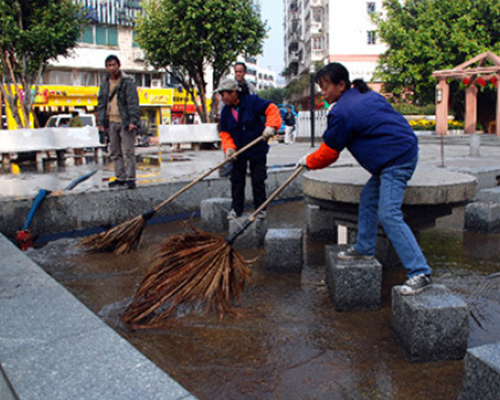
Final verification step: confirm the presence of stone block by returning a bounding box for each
[476,187,500,203]
[459,342,500,400]
[228,215,267,249]
[265,229,303,273]
[391,284,469,363]
[325,245,382,311]
[200,198,232,232]
[306,205,338,242]
[465,201,500,233]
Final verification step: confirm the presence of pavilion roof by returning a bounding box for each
[433,52,500,80]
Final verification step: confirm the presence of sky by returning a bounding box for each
[257,2,285,79]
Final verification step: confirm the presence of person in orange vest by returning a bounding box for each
[216,79,282,219]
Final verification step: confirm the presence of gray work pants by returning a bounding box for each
[108,121,136,181]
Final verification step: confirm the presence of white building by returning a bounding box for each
[222,56,278,93]
[46,0,169,88]
[284,0,386,88]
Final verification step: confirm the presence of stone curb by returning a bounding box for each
[0,234,198,400]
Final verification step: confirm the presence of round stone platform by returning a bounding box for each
[302,165,477,231]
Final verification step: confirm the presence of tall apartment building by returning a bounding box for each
[284,0,386,89]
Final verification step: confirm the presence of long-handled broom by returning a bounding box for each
[121,166,305,329]
[78,135,267,255]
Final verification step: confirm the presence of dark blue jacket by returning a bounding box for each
[323,88,418,175]
[219,94,271,160]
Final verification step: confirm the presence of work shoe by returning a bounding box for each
[126,180,136,189]
[227,209,239,220]
[399,274,432,295]
[337,246,374,260]
[108,180,125,188]
[256,210,267,219]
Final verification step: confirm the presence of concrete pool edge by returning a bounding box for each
[0,169,304,242]
[0,234,198,400]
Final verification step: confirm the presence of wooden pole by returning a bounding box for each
[465,84,478,134]
[435,78,449,135]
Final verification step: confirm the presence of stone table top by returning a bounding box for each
[302,165,477,206]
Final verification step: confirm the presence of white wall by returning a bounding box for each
[326,0,387,81]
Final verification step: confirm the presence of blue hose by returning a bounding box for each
[22,189,49,231]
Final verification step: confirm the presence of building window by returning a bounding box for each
[47,70,73,85]
[132,31,139,48]
[80,26,94,43]
[367,2,376,13]
[367,31,376,45]
[79,25,118,47]
[75,71,98,86]
[313,9,322,23]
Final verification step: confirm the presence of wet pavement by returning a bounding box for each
[4,135,500,200]
[27,200,500,400]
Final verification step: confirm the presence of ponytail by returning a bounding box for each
[352,79,370,94]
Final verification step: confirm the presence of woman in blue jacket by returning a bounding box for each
[298,62,432,295]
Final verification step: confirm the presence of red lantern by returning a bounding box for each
[490,77,498,87]
[477,77,487,87]
[462,77,471,85]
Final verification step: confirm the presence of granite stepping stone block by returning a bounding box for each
[200,198,232,232]
[265,228,303,273]
[459,342,500,400]
[228,215,267,249]
[325,245,382,311]
[391,284,469,363]
[306,204,338,242]
[465,201,500,233]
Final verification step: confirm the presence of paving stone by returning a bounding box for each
[459,342,500,400]
[391,284,469,363]
[306,204,338,242]
[200,197,232,232]
[465,201,500,233]
[228,215,267,249]
[265,228,303,273]
[325,244,382,311]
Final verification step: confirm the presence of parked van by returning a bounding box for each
[45,113,96,128]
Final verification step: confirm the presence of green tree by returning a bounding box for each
[136,0,266,122]
[374,0,500,105]
[0,0,84,128]
[257,87,287,104]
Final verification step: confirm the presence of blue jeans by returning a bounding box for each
[353,156,432,278]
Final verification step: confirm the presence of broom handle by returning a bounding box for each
[226,166,305,244]
[147,135,266,217]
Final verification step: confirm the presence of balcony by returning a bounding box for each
[133,49,145,61]
[310,22,322,35]
[288,51,300,63]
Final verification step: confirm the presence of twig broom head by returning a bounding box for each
[121,227,253,329]
[78,214,146,255]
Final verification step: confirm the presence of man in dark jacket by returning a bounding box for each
[97,55,140,189]
[283,106,296,144]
